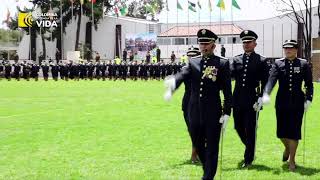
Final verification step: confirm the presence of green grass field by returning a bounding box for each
[0,80,319,180]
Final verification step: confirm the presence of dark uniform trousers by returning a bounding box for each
[174,54,232,180]
[230,52,269,164]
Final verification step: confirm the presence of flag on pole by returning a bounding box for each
[188,1,196,12]
[208,0,212,12]
[177,0,183,10]
[232,0,240,9]
[198,0,202,9]
[216,0,225,10]
[80,0,84,5]
[120,5,128,16]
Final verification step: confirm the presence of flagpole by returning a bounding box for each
[176,0,178,58]
[91,0,94,59]
[188,1,190,47]
[102,1,104,19]
[219,8,222,37]
[198,1,200,30]
[71,1,73,23]
[7,28,10,61]
[231,1,234,57]
[60,0,64,60]
[166,1,169,61]
[29,26,31,61]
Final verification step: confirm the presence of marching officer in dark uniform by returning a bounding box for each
[21,61,29,80]
[183,46,201,163]
[164,29,232,180]
[160,60,166,79]
[50,61,59,81]
[41,61,50,81]
[58,61,65,80]
[230,30,270,168]
[154,62,161,80]
[166,61,173,76]
[100,61,107,81]
[13,61,21,81]
[95,61,101,80]
[4,61,12,80]
[262,40,313,171]
[31,62,40,81]
[87,61,95,80]
[0,60,4,80]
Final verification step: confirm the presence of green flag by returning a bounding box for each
[232,0,241,9]
[217,0,225,10]
[197,0,202,9]
[177,0,183,10]
[120,5,128,16]
[188,1,196,12]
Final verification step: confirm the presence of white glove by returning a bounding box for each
[164,76,176,91]
[304,100,311,111]
[253,97,263,111]
[219,115,230,130]
[163,90,173,102]
[163,76,176,102]
[262,93,270,105]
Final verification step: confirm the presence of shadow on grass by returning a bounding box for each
[223,160,273,172]
[171,159,203,169]
[281,163,320,176]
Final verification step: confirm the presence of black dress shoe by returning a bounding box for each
[241,162,252,168]
[282,155,289,162]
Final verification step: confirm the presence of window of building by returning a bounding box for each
[173,38,185,45]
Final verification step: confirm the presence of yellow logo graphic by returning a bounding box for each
[18,12,33,27]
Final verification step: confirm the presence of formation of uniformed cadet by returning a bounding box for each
[13,61,21,80]
[262,40,313,171]
[41,61,50,81]
[230,30,270,168]
[164,29,232,180]
[31,63,40,80]
[183,46,201,163]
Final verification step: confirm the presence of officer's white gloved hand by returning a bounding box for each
[219,115,230,130]
[304,100,311,111]
[163,76,176,102]
[262,93,270,105]
[164,90,173,101]
[253,97,263,111]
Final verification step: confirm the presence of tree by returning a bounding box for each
[126,0,164,20]
[273,0,314,62]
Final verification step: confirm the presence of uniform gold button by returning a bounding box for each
[244,74,246,77]
[200,82,203,85]
[242,84,245,87]
[245,64,248,67]
[200,94,202,97]
[289,88,292,91]
[204,65,207,68]
[290,75,292,77]
[200,88,203,91]
[243,79,246,81]
[290,84,292,86]
[244,69,247,72]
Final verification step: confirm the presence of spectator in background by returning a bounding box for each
[170,51,176,62]
[221,44,226,57]
[156,46,161,62]
[146,51,151,63]
[123,48,127,62]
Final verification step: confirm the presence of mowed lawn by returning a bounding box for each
[0,80,319,180]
